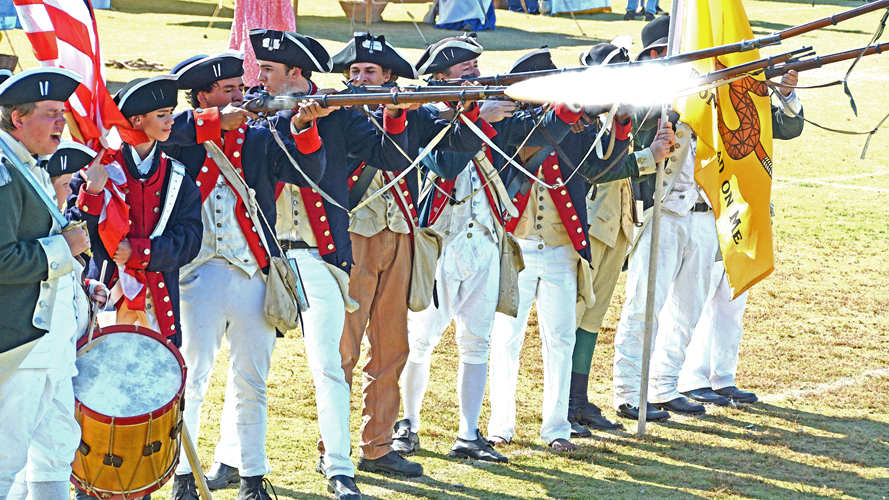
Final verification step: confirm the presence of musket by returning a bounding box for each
[430,0,889,87]
[242,87,508,113]
[763,40,889,79]
[244,48,815,112]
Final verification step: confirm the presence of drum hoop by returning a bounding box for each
[75,324,187,425]
[71,451,179,500]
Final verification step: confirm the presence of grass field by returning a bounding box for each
[7,0,887,498]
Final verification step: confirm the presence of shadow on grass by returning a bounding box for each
[355,461,691,500]
[582,402,889,498]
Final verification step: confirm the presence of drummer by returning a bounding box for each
[0,67,103,500]
[68,75,203,348]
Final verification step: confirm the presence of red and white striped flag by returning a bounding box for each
[13,0,128,149]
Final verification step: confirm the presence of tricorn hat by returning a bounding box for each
[114,75,179,117]
[0,67,81,106]
[509,46,557,74]
[637,15,670,61]
[172,52,245,90]
[332,32,418,79]
[249,29,333,73]
[415,32,483,75]
[44,140,96,178]
[580,43,630,67]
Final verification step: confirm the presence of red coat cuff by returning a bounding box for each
[462,102,481,122]
[555,103,584,124]
[290,120,322,154]
[613,117,632,141]
[76,185,104,216]
[479,118,498,139]
[126,238,151,269]
[194,107,221,144]
[383,109,407,135]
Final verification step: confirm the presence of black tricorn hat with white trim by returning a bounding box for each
[509,46,556,74]
[44,140,96,178]
[332,32,419,79]
[580,43,630,67]
[415,32,483,75]
[114,75,179,117]
[172,52,245,90]
[0,67,81,106]
[249,29,333,73]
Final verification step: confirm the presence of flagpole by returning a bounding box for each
[637,0,684,438]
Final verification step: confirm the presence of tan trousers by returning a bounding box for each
[340,229,412,459]
[579,230,630,333]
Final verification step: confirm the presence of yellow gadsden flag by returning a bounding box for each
[675,0,775,298]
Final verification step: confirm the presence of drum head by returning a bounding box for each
[74,331,182,418]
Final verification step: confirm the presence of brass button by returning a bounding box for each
[538,244,544,249]
[467,233,473,239]
[665,168,673,175]
[153,207,159,213]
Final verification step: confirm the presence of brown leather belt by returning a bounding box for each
[279,239,314,252]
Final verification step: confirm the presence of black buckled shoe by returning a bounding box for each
[651,398,706,415]
[357,450,423,477]
[624,11,636,20]
[391,419,420,456]
[681,388,732,407]
[237,475,275,500]
[448,431,509,463]
[328,475,361,500]
[714,386,759,404]
[616,403,671,422]
[572,401,625,430]
[171,473,199,500]
[206,462,240,490]
[569,416,592,438]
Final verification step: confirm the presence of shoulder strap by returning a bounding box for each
[348,163,379,210]
[149,160,185,239]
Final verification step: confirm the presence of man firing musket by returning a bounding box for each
[392,32,589,457]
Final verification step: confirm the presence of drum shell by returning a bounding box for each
[71,325,186,500]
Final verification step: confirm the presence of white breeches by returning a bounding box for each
[175,259,276,477]
[407,233,500,366]
[487,240,578,444]
[0,370,79,495]
[679,261,748,392]
[285,249,354,478]
[613,211,719,408]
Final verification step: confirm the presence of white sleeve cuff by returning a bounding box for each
[635,148,658,176]
[37,234,75,280]
[290,119,315,135]
[775,90,802,116]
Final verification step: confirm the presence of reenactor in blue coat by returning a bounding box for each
[237,28,413,498]
[68,75,203,351]
[158,51,326,500]
[397,34,586,458]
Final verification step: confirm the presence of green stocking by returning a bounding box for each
[571,327,599,376]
